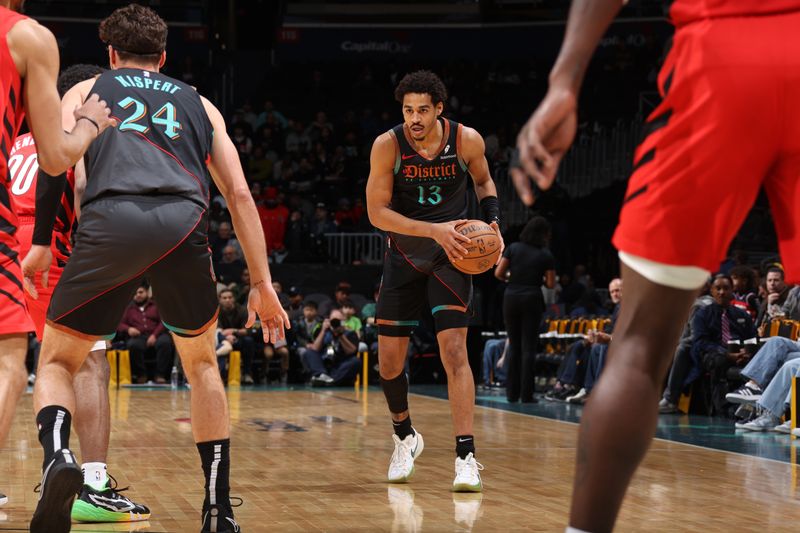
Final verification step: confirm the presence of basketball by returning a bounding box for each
[452,219,501,274]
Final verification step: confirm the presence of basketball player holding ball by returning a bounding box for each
[366,70,503,492]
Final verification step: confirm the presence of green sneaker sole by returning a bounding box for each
[71,499,150,523]
[452,482,482,493]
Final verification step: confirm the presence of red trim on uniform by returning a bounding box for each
[111,114,206,193]
[45,319,102,341]
[431,271,469,309]
[391,240,425,274]
[54,209,206,322]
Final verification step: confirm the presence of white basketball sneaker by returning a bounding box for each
[453,452,483,492]
[387,430,424,483]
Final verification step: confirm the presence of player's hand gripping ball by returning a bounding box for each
[451,220,501,274]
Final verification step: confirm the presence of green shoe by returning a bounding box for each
[71,477,150,523]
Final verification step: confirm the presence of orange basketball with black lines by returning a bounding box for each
[452,219,501,275]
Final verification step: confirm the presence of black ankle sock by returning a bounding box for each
[197,439,231,509]
[392,416,414,440]
[455,435,475,459]
[36,405,72,471]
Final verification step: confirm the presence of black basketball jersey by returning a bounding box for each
[390,118,469,223]
[82,68,213,208]
[387,118,470,261]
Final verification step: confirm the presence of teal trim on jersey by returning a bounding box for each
[100,332,116,341]
[458,156,468,172]
[432,304,467,314]
[393,150,401,174]
[377,319,419,327]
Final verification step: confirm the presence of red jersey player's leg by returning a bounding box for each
[568,13,798,533]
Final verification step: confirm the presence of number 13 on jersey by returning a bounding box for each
[417,185,442,205]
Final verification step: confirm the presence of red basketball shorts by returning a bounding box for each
[613,11,800,283]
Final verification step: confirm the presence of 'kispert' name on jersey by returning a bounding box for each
[82,68,213,208]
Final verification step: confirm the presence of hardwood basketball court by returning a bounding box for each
[2,385,798,531]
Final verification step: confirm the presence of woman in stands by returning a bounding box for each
[494,216,557,402]
[730,265,761,319]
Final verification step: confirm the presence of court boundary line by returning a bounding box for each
[409,392,797,468]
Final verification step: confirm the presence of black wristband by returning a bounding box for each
[77,116,100,133]
[32,169,67,246]
[480,195,500,224]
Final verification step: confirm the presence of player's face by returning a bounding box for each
[402,93,443,141]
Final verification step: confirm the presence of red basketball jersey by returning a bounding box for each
[9,133,76,263]
[668,0,800,26]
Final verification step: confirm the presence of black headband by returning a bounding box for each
[106,42,163,56]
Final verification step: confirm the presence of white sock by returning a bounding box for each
[566,528,592,533]
[82,462,108,490]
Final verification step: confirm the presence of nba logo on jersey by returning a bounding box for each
[144,71,150,77]
[444,144,450,154]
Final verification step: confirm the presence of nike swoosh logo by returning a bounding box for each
[411,440,419,457]
[401,154,416,160]
[458,438,470,443]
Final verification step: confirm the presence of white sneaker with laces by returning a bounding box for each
[387,430,424,483]
[453,452,483,492]
[773,420,793,434]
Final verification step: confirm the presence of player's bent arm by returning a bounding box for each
[366,133,434,238]
[8,21,100,175]
[73,159,87,221]
[548,0,623,92]
[202,96,270,285]
[461,127,498,201]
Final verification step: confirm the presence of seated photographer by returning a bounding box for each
[303,309,360,386]
[218,288,257,385]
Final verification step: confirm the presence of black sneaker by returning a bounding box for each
[726,383,762,404]
[71,475,151,522]
[30,449,83,533]
[202,502,241,532]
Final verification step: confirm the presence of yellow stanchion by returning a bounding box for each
[107,350,118,388]
[228,350,241,386]
[362,351,369,390]
[117,350,131,385]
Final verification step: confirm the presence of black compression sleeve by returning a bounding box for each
[480,195,500,224]
[32,169,67,246]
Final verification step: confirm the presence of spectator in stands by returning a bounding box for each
[757,267,791,334]
[284,209,310,257]
[360,283,380,323]
[294,300,323,365]
[232,125,253,166]
[285,286,305,322]
[341,299,363,338]
[725,335,800,404]
[264,338,290,385]
[307,111,333,143]
[258,187,289,257]
[781,285,800,321]
[659,283,715,413]
[215,329,234,380]
[730,265,760,318]
[494,216,557,403]
[218,289,257,385]
[210,221,241,264]
[248,145,272,182]
[310,203,337,258]
[566,278,622,404]
[303,309,360,386]
[285,120,311,153]
[319,282,352,317]
[736,357,800,432]
[215,245,246,287]
[117,285,175,384]
[690,274,757,413]
[272,281,290,309]
[255,100,288,130]
[482,338,508,388]
[236,268,251,307]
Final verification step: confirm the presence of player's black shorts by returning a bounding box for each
[376,235,472,337]
[47,195,218,339]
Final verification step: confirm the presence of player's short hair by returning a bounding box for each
[99,4,168,63]
[57,64,104,98]
[394,70,447,107]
